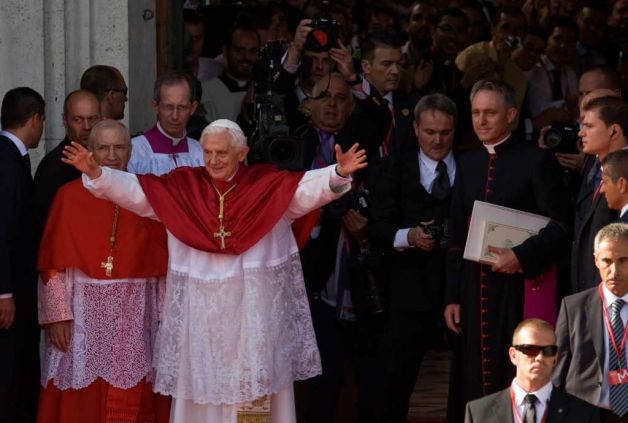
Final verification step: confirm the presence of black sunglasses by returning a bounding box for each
[513,344,558,357]
[106,88,128,96]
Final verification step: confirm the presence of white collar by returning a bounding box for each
[540,54,557,72]
[157,121,186,146]
[621,203,628,219]
[602,283,628,308]
[483,133,511,154]
[363,79,393,106]
[418,148,455,173]
[512,379,553,408]
[0,130,28,156]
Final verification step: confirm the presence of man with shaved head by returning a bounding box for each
[33,89,101,233]
[80,65,128,120]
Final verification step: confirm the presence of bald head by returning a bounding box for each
[62,89,101,145]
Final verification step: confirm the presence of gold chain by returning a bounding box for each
[108,205,120,250]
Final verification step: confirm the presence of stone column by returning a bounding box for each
[0,0,157,167]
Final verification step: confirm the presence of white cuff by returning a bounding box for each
[0,293,13,299]
[394,228,412,250]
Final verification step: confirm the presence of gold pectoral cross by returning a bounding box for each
[213,225,232,250]
[101,255,114,277]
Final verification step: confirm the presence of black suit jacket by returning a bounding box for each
[620,211,628,223]
[0,134,38,393]
[465,386,600,422]
[369,151,453,311]
[33,137,81,236]
[571,156,617,293]
[553,287,606,405]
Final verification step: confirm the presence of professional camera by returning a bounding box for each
[248,41,304,170]
[305,16,340,52]
[543,123,579,154]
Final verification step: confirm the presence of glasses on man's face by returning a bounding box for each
[513,344,558,357]
[106,88,128,96]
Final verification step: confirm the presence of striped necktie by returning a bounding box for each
[609,298,628,416]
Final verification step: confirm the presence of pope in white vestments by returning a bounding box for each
[62,119,368,423]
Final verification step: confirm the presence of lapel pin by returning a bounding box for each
[558,408,563,413]
[401,108,410,117]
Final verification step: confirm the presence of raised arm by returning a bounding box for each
[286,143,367,218]
[62,141,157,219]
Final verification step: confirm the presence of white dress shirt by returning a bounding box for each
[511,379,553,423]
[393,149,456,250]
[620,203,628,220]
[0,130,29,299]
[600,283,628,408]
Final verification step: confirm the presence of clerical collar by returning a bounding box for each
[483,133,511,154]
[512,379,552,408]
[219,72,251,92]
[0,130,27,156]
[156,121,186,146]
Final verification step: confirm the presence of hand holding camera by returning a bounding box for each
[408,222,437,251]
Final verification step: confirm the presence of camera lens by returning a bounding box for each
[543,129,562,149]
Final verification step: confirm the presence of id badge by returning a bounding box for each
[609,369,628,385]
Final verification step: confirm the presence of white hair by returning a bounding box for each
[87,119,130,148]
[200,119,247,149]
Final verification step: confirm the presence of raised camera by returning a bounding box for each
[305,17,340,53]
[543,123,579,154]
[505,35,521,49]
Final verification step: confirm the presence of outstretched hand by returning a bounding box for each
[61,141,102,179]
[335,143,367,177]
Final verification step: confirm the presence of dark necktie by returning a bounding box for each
[312,130,334,169]
[23,153,31,173]
[609,298,628,416]
[431,160,451,200]
[524,393,538,423]
[551,69,563,101]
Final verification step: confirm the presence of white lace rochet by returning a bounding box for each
[152,253,322,405]
[40,268,162,390]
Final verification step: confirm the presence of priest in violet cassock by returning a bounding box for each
[37,120,170,422]
[61,119,368,423]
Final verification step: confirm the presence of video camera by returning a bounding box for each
[248,40,304,170]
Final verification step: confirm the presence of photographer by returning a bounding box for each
[297,73,388,423]
[369,93,457,423]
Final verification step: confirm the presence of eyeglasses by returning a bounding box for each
[513,344,558,357]
[106,88,128,96]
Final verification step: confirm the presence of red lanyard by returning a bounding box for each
[510,385,548,423]
[599,283,628,361]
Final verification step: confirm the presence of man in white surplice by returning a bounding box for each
[61,119,368,423]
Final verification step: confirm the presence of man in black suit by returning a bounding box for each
[369,92,457,422]
[359,31,416,158]
[555,223,628,421]
[466,319,599,422]
[33,89,100,235]
[572,95,628,293]
[601,150,628,223]
[0,87,45,422]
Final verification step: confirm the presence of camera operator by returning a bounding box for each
[369,93,457,423]
[297,72,388,423]
[571,93,628,294]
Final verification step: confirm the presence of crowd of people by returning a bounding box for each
[5,0,628,422]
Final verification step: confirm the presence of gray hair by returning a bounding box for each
[87,119,131,149]
[414,93,458,126]
[470,79,517,109]
[200,119,247,149]
[594,223,628,255]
